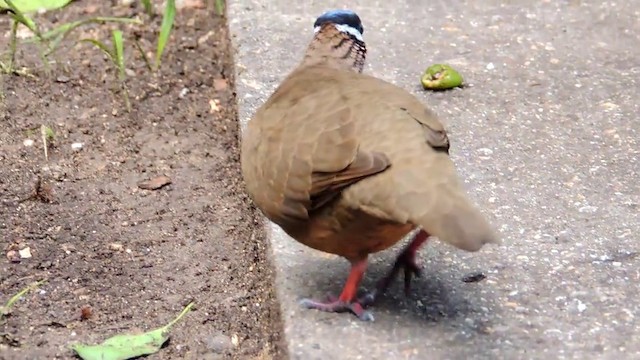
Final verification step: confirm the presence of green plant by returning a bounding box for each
[72,302,194,360]
[36,17,143,56]
[214,0,224,16]
[140,0,153,17]
[153,0,176,71]
[1,0,49,74]
[41,124,54,160]
[1,0,139,74]
[0,0,71,13]
[82,30,131,112]
[1,280,45,319]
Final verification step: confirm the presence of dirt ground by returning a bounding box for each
[0,2,284,359]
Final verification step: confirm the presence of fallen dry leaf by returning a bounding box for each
[214,78,228,91]
[176,0,205,9]
[109,243,124,252]
[80,305,93,321]
[82,4,99,14]
[137,176,172,190]
[198,31,215,45]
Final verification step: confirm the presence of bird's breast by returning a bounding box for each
[281,203,414,260]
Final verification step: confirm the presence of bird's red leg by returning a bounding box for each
[299,258,374,321]
[371,229,430,300]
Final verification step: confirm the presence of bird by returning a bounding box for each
[241,9,498,321]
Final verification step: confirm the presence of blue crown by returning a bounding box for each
[313,9,364,35]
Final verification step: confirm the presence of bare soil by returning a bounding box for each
[0,2,284,359]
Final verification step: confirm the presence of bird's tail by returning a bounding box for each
[349,153,499,252]
[398,157,498,251]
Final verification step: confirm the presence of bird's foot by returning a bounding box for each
[375,230,430,297]
[376,250,422,296]
[299,293,375,321]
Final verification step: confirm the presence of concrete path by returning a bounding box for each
[229,1,639,359]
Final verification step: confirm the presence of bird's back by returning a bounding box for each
[243,65,497,252]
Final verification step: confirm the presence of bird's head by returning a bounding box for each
[313,9,364,42]
[302,9,367,72]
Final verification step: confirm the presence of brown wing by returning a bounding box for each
[309,148,390,211]
[327,71,499,251]
[242,71,391,227]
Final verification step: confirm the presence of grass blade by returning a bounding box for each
[40,17,142,55]
[39,17,142,42]
[80,38,114,60]
[214,0,224,16]
[154,0,175,71]
[4,0,40,36]
[111,30,131,113]
[1,280,46,317]
[141,0,153,16]
[112,30,125,81]
[134,40,153,72]
[7,19,18,73]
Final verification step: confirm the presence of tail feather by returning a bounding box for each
[347,154,499,252]
[414,190,498,251]
[399,162,498,251]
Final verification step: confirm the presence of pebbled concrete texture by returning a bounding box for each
[229,1,639,359]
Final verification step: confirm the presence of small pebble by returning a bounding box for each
[462,271,487,283]
[556,230,572,243]
[137,176,172,190]
[6,250,20,263]
[577,301,587,312]
[56,75,70,83]
[24,139,35,147]
[205,333,233,353]
[71,142,83,151]
[579,205,598,213]
[486,62,495,70]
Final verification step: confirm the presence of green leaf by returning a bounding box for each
[36,17,142,56]
[71,302,194,360]
[214,0,224,16]
[80,38,114,62]
[140,0,153,16]
[38,17,142,42]
[133,39,152,72]
[154,0,175,70]
[3,0,39,35]
[42,125,54,140]
[0,0,72,13]
[112,30,125,80]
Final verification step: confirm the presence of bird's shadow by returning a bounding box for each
[295,251,495,325]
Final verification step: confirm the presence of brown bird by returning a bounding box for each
[241,9,497,321]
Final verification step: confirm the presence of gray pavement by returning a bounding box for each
[229,1,640,359]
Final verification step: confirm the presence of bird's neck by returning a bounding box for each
[299,24,367,73]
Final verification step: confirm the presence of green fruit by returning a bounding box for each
[421,64,463,90]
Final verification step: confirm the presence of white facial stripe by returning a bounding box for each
[334,24,364,41]
[314,24,363,41]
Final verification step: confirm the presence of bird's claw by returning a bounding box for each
[375,250,423,297]
[299,295,375,321]
[402,256,422,295]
